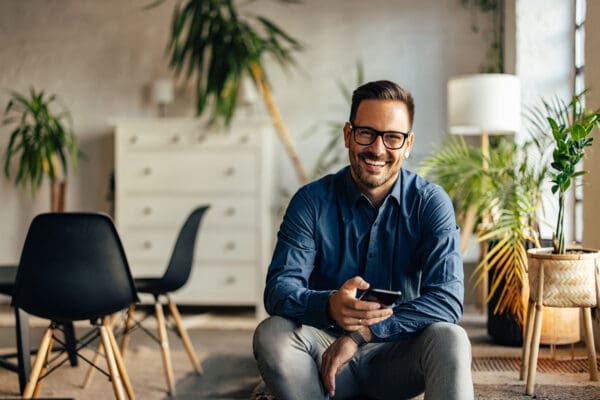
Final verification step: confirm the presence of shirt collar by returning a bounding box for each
[342,167,402,207]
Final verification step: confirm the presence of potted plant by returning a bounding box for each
[419,134,543,345]
[522,99,600,394]
[165,0,309,184]
[2,88,78,211]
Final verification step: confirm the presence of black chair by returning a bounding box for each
[11,212,139,400]
[120,205,210,396]
[0,265,31,393]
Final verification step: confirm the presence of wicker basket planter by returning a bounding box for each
[527,247,599,308]
[522,247,600,395]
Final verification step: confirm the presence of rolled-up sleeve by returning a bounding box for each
[264,188,335,328]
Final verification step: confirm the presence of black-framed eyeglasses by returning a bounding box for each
[350,124,410,150]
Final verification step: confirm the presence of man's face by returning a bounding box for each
[344,99,413,192]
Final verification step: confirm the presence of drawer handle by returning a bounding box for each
[224,167,236,177]
[143,240,152,250]
[225,241,236,251]
[197,134,207,143]
[225,207,236,216]
[129,136,138,144]
[142,167,152,176]
[224,276,236,285]
[171,135,181,144]
[143,206,152,215]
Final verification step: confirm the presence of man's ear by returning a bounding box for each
[404,132,414,157]
[343,123,352,149]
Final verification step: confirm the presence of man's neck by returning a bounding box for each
[352,173,399,209]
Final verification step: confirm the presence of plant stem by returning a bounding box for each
[556,192,565,254]
[249,62,309,185]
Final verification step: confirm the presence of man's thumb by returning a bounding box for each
[342,276,370,291]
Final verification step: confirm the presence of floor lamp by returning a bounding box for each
[447,73,521,313]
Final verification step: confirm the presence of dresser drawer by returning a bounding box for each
[174,265,256,304]
[117,196,256,229]
[118,121,262,151]
[122,228,257,263]
[129,263,257,305]
[121,152,256,193]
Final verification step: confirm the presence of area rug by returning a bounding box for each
[251,381,600,400]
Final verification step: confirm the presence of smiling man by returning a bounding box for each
[253,80,473,400]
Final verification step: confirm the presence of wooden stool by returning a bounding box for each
[520,248,599,395]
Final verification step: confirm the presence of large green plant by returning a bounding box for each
[166,0,309,183]
[2,88,78,198]
[473,139,543,323]
[419,135,545,324]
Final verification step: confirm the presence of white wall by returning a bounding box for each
[0,0,491,263]
[513,0,574,241]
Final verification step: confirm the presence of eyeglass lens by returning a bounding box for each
[353,127,407,149]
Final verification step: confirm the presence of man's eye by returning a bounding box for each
[357,129,376,136]
[385,134,403,142]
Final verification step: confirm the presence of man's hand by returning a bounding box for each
[320,334,359,398]
[328,276,393,331]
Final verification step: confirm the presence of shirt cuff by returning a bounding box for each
[304,290,336,329]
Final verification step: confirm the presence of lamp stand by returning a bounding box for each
[477,131,490,315]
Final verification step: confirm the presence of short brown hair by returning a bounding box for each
[349,80,415,130]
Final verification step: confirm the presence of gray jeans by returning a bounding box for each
[253,316,473,400]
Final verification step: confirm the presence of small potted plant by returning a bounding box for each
[2,88,78,211]
[523,98,600,392]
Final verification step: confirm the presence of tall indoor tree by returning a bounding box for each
[166,0,309,184]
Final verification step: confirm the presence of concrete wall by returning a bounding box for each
[0,0,490,263]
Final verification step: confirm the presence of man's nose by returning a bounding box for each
[366,135,386,153]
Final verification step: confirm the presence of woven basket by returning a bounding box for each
[527,247,600,308]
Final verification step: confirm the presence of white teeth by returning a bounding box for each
[364,158,385,166]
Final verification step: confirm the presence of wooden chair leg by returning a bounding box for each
[23,327,54,399]
[100,325,126,400]
[121,304,135,355]
[167,294,203,374]
[32,334,54,398]
[82,344,104,388]
[526,302,544,395]
[520,298,535,380]
[155,300,176,396]
[82,312,120,388]
[582,307,599,381]
[105,318,135,400]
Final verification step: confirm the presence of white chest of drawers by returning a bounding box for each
[114,118,273,309]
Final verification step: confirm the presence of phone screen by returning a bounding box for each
[359,288,402,306]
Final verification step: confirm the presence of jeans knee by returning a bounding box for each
[253,316,297,364]
[424,322,471,364]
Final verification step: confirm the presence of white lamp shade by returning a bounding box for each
[447,74,520,135]
[152,79,175,105]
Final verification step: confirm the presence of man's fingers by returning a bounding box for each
[353,298,388,311]
[338,308,393,330]
[321,355,336,397]
[341,276,370,292]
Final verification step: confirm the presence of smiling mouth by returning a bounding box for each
[360,155,387,167]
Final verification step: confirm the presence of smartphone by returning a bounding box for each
[359,288,402,306]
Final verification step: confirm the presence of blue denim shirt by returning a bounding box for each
[264,167,463,342]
